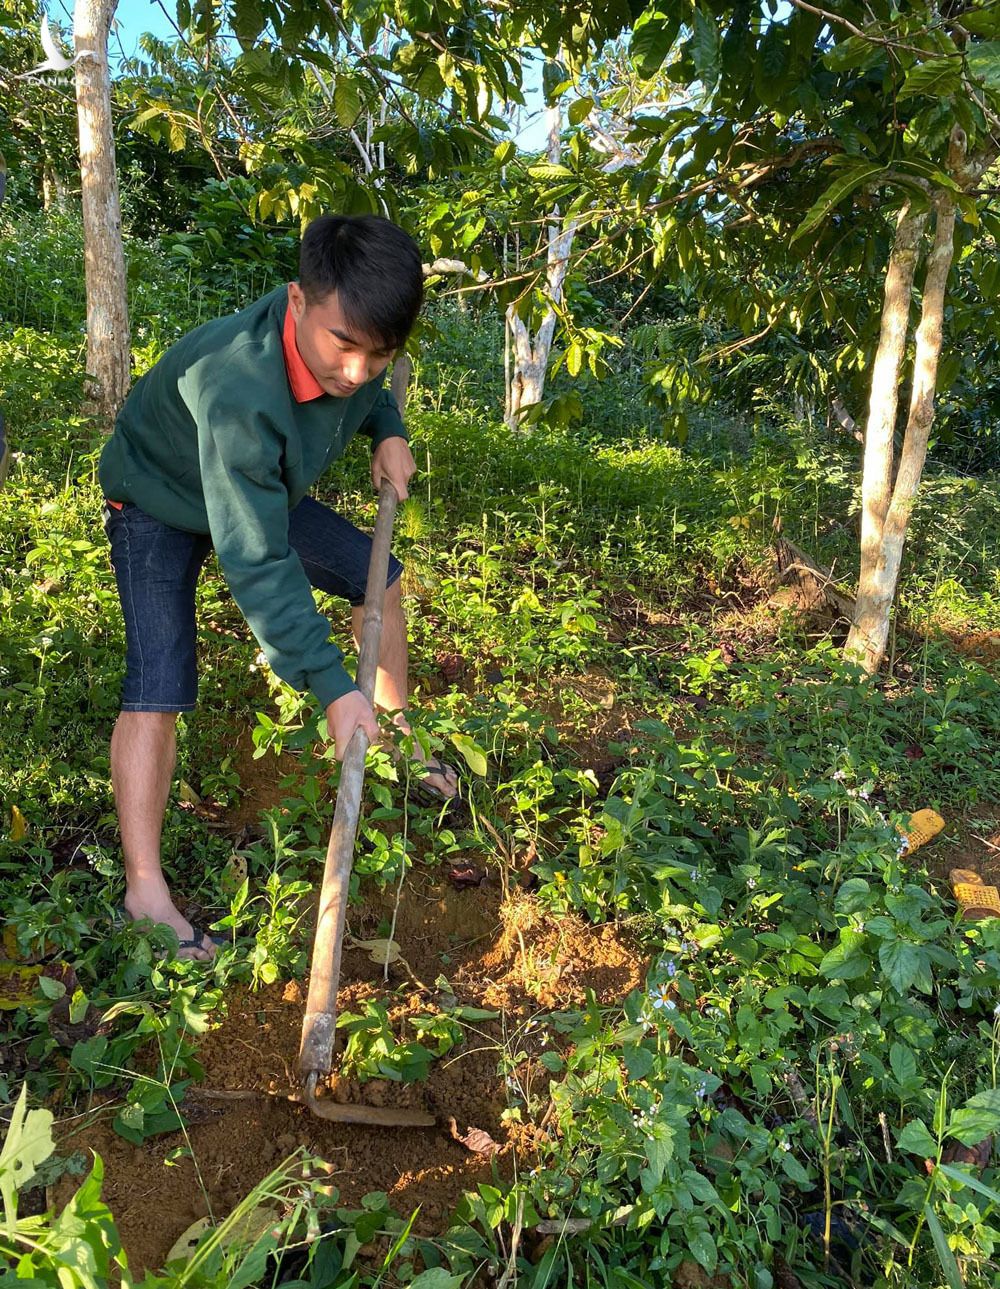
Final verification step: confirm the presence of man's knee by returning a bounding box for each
[115,710,181,729]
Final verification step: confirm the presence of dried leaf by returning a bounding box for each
[166,1204,276,1264]
[0,962,42,1010]
[221,852,248,895]
[178,780,202,806]
[9,805,27,843]
[942,1136,993,1173]
[355,938,401,966]
[447,863,485,890]
[447,1115,500,1155]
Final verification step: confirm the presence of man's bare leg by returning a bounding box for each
[111,712,214,959]
[351,580,457,797]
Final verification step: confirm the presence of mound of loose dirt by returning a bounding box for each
[56,881,645,1275]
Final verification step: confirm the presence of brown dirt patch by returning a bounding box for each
[55,885,644,1276]
[920,810,1000,887]
[943,628,1000,667]
[524,667,642,769]
[224,731,305,833]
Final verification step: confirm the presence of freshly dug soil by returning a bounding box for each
[56,881,645,1276]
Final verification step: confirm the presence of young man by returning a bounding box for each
[99,213,456,961]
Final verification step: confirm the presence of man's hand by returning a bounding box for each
[371,436,416,501]
[326,689,380,761]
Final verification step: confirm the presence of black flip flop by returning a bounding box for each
[115,905,222,960]
[406,755,461,812]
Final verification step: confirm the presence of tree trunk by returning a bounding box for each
[74,0,130,421]
[42,161,57,210]
[504,95,578,430]
[845,132,967,670]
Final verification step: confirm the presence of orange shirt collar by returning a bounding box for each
[282,294,325,403]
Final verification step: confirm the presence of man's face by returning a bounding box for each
[287,282,395,397]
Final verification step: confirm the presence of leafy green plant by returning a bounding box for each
[336,999,462,1083]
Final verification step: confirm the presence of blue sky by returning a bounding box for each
[110,0,176,62]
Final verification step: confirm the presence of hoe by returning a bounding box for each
[296,477,435,1128]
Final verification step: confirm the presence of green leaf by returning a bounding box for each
[37,974,66,1000]
[625,1043,655,1079]
[0,1085,55,1233]
[822,34,884,74]
[568,96,594,127]
[528,163,575,180]
[880,939,921,995]
[450,732,487,777]
[947,1088,1000,1146]
[755,22,791,104]
[542,59,569,106]
[890,1042,917,1086]
[961,13,1000,37]
[818,934,870,980]
[967,41,1000,90]
[408,1268,465,1288]
[835,877,870,913]
[688,1228,717,1275]
[923,1202,965,1289]
[232,0,265,50]
[791,164,884,244]
[779,1150,812,1185]
[939,1162,1000,1204]
[334,75,362,128]
[691,7,721,91]
[898,58,962,101]
[897,1119,937,1157]
[566,341,583,377]
[494,139,516,165]
[631,10,681,78]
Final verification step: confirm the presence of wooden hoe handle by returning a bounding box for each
[298,479,398,1086]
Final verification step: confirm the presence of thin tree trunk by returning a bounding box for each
[846,132,967,670]
[505,93,578,430]
[74,0,130,421]
[843,199,926,667]
[42,161,56,210]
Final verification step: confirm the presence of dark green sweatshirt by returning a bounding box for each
[98,286,406,708]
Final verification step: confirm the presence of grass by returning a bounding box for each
[3,207,1000,1288]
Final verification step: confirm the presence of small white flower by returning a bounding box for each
[747,877,757,890]
[779,1140,791,1152]
[993,1001,1000,1018]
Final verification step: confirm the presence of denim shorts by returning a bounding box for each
[103,495,403,712]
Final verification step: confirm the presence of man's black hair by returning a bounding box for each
[299,214,423,351]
